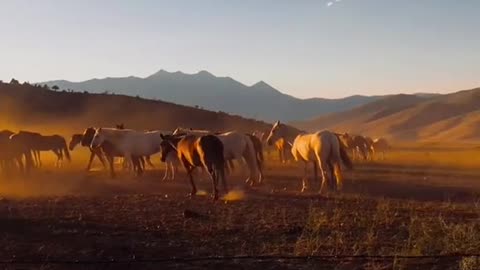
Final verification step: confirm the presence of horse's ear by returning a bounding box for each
[275,120,280,126]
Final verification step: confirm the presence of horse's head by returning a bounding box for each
[69,134,83,151]
[159,134,179,162]
[90,128,105,148]
[81,127,96,147]
[266,120,284,146]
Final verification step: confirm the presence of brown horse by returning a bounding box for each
[69,133,107,171]
[1,133,34,174]
[0,130,17,172]
[12,131,70,168]
[339,133,369,161]
[275,137,292,164]
[160,134,227,200]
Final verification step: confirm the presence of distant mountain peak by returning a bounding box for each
[252,80,271,88]
[147,69,216,80]
[146,69,170,79]
[197,70,214,77]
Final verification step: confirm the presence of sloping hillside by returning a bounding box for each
[293,87,480,142]
[0,81,299,135]
[41,70,382,122]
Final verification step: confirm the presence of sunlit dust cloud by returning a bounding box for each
[196,190,208,196]
[222,189,246,201]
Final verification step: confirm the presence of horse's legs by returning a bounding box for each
[244,145,260,186]
[58,149,64,168]
[170,162,177,180]
[332,161,342,192]
[15,157,25,174]
[162,162,169,181]
[86,151,96,171]
[107,155,116,178]
[206,164,219,200]
[36,151,42,167]
[94,150,107,170]
[301,161,309,193]
[144,156,154,168]
[139,156,146,172]
[34,151,37,167]
[328,160,336,191]
[228,160,235,174]
[219,163,228,193]
[316,150,330,195]
[187,167,197,197]
[131,155,143,177]
[313,160,318,191]
[180,156,197,196]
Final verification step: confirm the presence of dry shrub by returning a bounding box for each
[294,199,480,259]
[404,215,480,256]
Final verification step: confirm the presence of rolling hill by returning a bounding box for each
[41,70,382,122]
[0,81,299,136]
[293,87,480,142]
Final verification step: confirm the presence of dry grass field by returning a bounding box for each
[1,146,480,270]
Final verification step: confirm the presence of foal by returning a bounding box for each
[160,134,227,200]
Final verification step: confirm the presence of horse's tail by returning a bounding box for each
[339,143,353,169]
[247,134,263,170]
[244,135,259,173]
[23,148,35,173]
[62,139,71,162]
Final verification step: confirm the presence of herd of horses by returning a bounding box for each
[0,121,390,200]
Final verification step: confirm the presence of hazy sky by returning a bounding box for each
[1,0,479,98]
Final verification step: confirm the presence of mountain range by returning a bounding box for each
[293,87,480,142]
[0,81,285,135]
[42,70,382,122]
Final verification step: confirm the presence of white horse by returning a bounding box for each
[266,121,353,194]
[370,138,390,160]
[173,127,261,185]
[90,128,179,178]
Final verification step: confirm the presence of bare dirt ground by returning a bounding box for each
[1,153,480,270]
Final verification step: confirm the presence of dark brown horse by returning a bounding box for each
[0,130,17,172]
[12,131,70,168]
[69,133,106,171]
[1,133,34,174]
[160,134,227,200]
